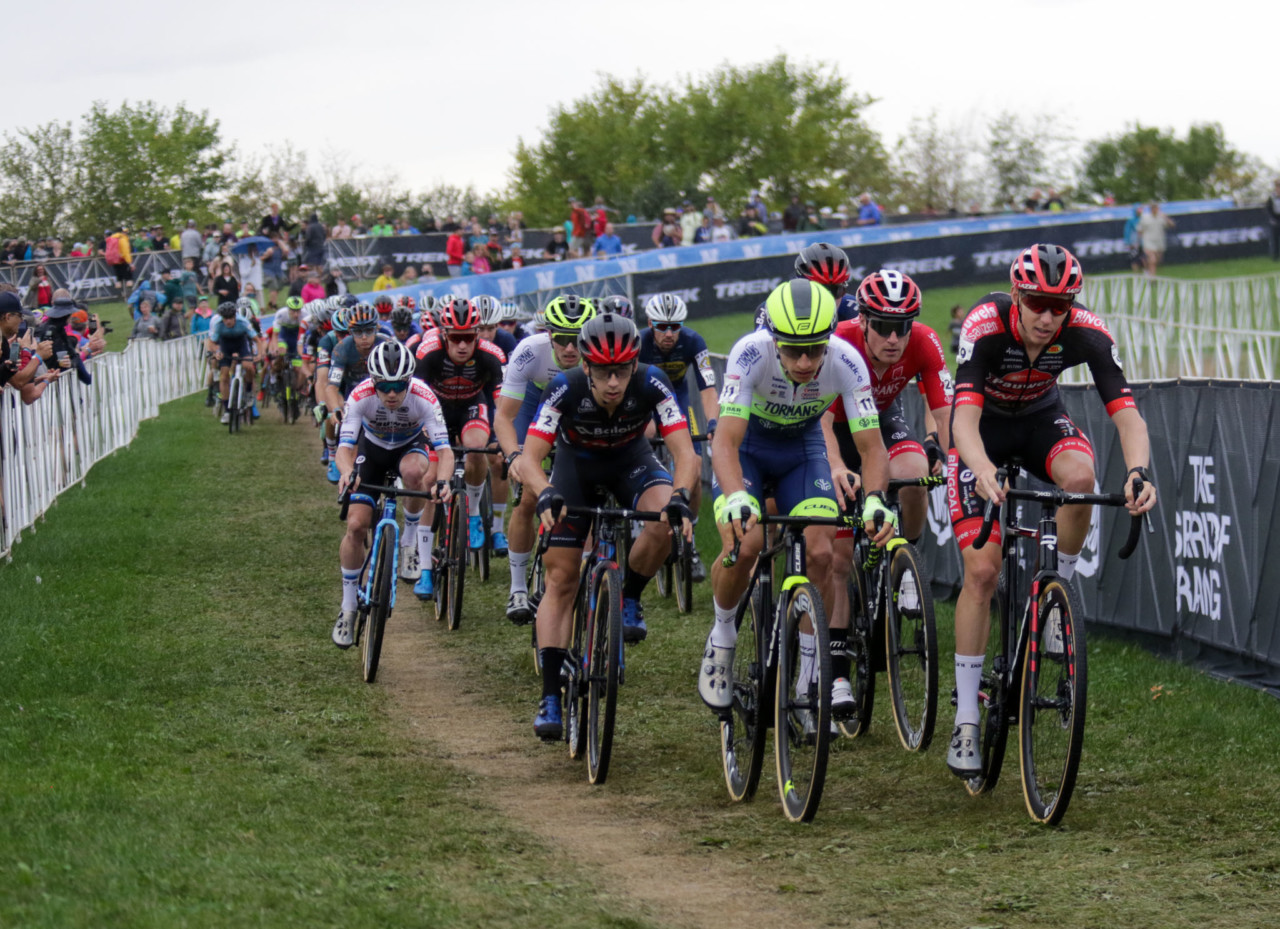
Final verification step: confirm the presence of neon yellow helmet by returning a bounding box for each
[542,294,597,335]
[764,279,836,344]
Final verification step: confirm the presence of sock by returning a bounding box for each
[466,482,482,517]
[954,654,985,727]
[540,647,568,699]
[509,550,530,593]
[796,631,817,699]
[829,627,851,681]
[419,527,434,571]
[325,437,336,450]
[402,511,420,548]
[1058,551,1079,582]
[341,567,360,611]
[622,570,653,602]
[711,598,737,648]
[492,502,506,534]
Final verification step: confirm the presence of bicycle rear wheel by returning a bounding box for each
[721,583,769,803]
[362,525,395,683]
[774,581,832,823]
[228,378,241,434]
[655,553,673,598]
[446,493,467,630]
[566,574,589,760]
[432,505,450,624]
[587,564,623,784]
[885,542,938,752]
[1020,577,1087,825]
[837,562,876,739]
[673,534,693,614]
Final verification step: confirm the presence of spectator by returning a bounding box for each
[180,257,201,313]
[459,250,475,276]
[855,192,883,226]
[705,195,724,220]
[710,213,736,243]
[1023,189,1043,213]
[419,263,438,281]
[130,296,161,341]
[401,265,419,287]
[301,270,327,304]
[1043,189,1065,212]
[439,214,461,233]
[738,206,768,237]
[471,248,491,275]
[22,264,53,309]
[803,202,825,231]
[652,208,682,248]
[679,199,703,245]
[484,231,504,268]
[369,214,394,236]
[259,201,293,238]
[44,292,91,384]
[180,219,203,265]
[507,246,524,270]
[0,291,54,393]
[468,218,487,250]
[396,217,419,235]
[201,231,222,277]
[323,266,349,297]
[159,270,186,339]
[190,296,214,338]
[236,219,254,242]
[506,210,525,247]
[1123,205,1144,273]
[302,212,328,268]
[591,196,613,239]
[1137,201,1174,276]
[693,215,713,244]
[331,216,353,239]
[372,263,397,291]
[544,228,570,261]
[445,228,466,277]
[220,220,237,244]
[782,195,805,232]
[261,237,286,308]
[105,226,134,298]
[237,244,264,297]
[212,261,240,305]
[287,264,307,299]
[351,214,368,235]
[593,222,623,258]
[747,190,769,223]
[1266,179,1280,261]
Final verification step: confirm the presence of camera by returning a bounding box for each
[35,321,77,367]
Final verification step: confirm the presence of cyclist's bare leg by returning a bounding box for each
[218,365,231,400]
[893,449,930,542]
[535,547,583,650]
[1050,449,1095,555]
[828,534,854,631]
[241,359,256,397]
[629,483,676,576]
[710,519,763,614]
[340,503,373,572]
[398,452,432,520]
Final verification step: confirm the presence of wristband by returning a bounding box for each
[1127,466,1151,482]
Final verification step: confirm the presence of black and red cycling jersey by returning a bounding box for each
[952,292,1136,419]
[413,330,506,407]
[828,319,954,422]
[529,365,686,453]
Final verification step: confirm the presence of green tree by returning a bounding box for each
[1079,122,1259,203]
[222,141,324,229]
[890,110,977,213]
[0,121,80,240]
[985,111,1076,210]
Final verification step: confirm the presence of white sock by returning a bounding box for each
[341,568,360,611]
[711,598,737,648]
[509,550,530,593]
[1058,551,1079,581]
[796,631,816,699]
[466,482,482,517]
[402,511,420,548]
[492,502,506,534]
[419,527,434,571]
[954,653,985,727]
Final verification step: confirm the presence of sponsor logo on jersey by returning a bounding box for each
[760,399,828,418]
[735,344,762,370]
[1111,343,1124,370]
[815,478,833,491]
[1046,344,1063,354]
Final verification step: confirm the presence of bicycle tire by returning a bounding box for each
[964,589,1012,797]
[655,553,673,598]
[775,581,832,823]
[1019,577,1087,825]
[837,563,876,740]
[566,573,589,760]
[433,504,450,624]
[474,476,492,582]
[228,378,241,435]
[362,524,395,683]
[885,542,938,752]
[446,493,467,630]
[587,563,623,784]
[674,534,693,614]
[721,582,769,803]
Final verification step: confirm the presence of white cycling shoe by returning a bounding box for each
[332,609,357,649]
[698,635,735,711]
[946,722,982,777]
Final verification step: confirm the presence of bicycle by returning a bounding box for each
[963,463,1147,824]
[534,495,675,784]
[429,447,494,631]
[718,508,856,823]
[223,354,249,435]
[338,479,439,683]
[840,475,945,752]
[649,433,709,614]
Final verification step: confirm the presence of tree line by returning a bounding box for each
[1,57,1273,243]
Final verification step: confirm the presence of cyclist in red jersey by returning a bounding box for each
[944,243,1157,778]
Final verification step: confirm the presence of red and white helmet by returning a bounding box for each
[856,270,921,318]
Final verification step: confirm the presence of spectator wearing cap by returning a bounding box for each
[44,291,93,384]
[591,197,613,239]
[679,199,703,246]
[351,214,368,235]
[0,291,55,393]
[369,215,394,237]
[855,192,883,226]
[593,222,623,258]
[652,208,682,248]
[568,197,591,258]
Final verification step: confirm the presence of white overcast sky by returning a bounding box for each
[6,0,1277,197]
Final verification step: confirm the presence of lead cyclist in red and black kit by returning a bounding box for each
[945,243,1157,777]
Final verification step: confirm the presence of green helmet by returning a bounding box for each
[542,294,597,335]
[285,296,304,311]
[764,279,836,344]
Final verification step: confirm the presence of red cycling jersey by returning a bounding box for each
[829,319,954,422]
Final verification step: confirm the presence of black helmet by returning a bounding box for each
[390,306,414,330]
[597,294,634,319]
[577,313,640,365]
[217,301,237,318]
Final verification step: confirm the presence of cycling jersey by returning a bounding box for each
[637,327,716,400]
[339,378,450,451]
[268,310,302,355]
[719,329,879,439]
[314,329,340,367]
[828,319,953,420]
[210,317,254,342]
[953,292,1136,418]
[328,333,391,398]
[499,331,576,440]
[414,331,506,406]
[529,365,686,452]
[489,326,518,356]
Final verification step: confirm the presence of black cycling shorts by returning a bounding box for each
[545,438,671,548]
[347,433,432,510]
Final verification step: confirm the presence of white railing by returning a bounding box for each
[0,335,206,558]
[1067,272,1280,382]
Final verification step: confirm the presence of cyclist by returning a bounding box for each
[794,242,860,322]
[498,299,535,342]
[517,313,698,738]
[597,294,634,320]
[390,305,420,344]
[314,303,349,476]
[473,294,515,553]
[324,303,391,481]
[234,295,265,418]
[413,293,507,589]
[696,279,896,716]
[333,340,454,648]
[638,292,718,581]
[475,294,518,356]
[494,295,596,624]
[945,243,1157,777]
[206,301,258,425]
[371,292,396,336]
[266,296,306,402]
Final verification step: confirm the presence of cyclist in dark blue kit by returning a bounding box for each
[474,294,517,356]
[206,301,258,424]
[638,292,718,580]
[517,313,699,739]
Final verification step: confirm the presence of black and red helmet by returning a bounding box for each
[437,294,480,331]
[372,293,395,317]
[1010,243,1083,296]
[856,270,922,318]
[577,313,639,365]
[794,243,852,287]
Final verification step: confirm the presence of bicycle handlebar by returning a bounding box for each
[338,482,445,521]
[721,506,859,567]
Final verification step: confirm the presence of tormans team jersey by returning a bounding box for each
[954,292,1136,418]
[339,378,450,450]
[829,319,954,422]
[413,330,506,405]
[719,329,878,438]
[528,365,686,452]
[499,332,571,402]
[637,326,716,395]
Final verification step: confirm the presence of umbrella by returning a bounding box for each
[230,235,276,256]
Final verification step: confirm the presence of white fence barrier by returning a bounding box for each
[0,335,206,558]
[1069,272,1280,382]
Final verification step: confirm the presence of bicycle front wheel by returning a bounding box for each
[566,575,589,760]
[775,581,832,823]
[837,564,876,739]
[1020,577,1087,825]
[446,494,467,630]
[965,595,1012,797]
[228,379,241,434]
[885,542,938,752]
[655,552,673,598]
[587,564,623,784]
[721,583,769,803]
[432,505,450,624]
[674,535,693,614]
[476,477,492,582]
[363,525,395,683]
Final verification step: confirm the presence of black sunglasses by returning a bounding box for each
[866,316,913,338]
[653,323,682,333]
[550,334,577,348]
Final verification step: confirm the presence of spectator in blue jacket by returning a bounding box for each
[856,192,883,226]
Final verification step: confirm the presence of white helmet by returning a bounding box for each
[472,294,504,326]
[500,299,521,322]
[366,341,415,382]
[644,292,688,324]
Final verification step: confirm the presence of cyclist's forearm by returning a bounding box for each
[852,427,890,493]
[1112,407,1150,473]
[518,436,553,495]
[929,406,952,452]
[699,387,719,425]
[952,405,993,474]
[710,424,747,496]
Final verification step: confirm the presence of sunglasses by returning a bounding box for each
[446,333,477,345]
[653,323,682,333]
[550,334,577,348]
[776,342,827,361]
[1020,292,1073,317]
[588,362,633,383]
[374,380,409,393]
[866,316,914,338]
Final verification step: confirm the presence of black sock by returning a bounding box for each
[829,627,851,681]
[622,571,653,602]
[907,534,922,547]
[540,647,568,699]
